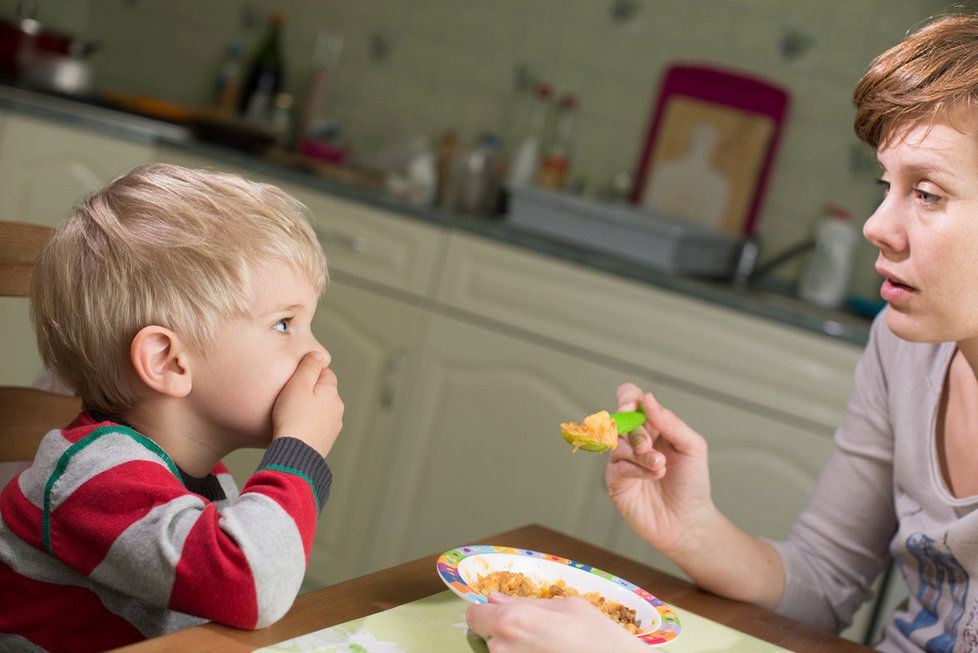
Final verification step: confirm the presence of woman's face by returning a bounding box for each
[865,120,978,344]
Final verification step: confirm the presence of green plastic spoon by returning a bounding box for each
[560,407,646,453]
[612,409,646,435]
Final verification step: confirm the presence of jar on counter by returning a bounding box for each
[798,205,858,310]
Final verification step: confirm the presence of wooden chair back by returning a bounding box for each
[0,221,82,462]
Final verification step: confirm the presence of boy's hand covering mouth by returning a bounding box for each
[272,351,344,458]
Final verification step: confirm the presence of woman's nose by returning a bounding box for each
[863,197,906,254]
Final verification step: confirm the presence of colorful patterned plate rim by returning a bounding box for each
[436,544,681,646]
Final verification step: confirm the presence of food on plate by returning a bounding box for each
[560,410,618,453]
[471,570,642,633]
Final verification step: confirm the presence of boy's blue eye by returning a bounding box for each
[273,318,291,333]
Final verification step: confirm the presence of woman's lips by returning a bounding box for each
[880,278,916,303]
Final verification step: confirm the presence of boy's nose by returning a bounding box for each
[311,341,331,367]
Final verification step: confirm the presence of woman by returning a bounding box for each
[467,13,978,652]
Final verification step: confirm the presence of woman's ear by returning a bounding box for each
[130,326,193,398]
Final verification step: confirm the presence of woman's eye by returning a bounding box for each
[914,188,941,205]
[273,318,291,334]
[875,178,890,196]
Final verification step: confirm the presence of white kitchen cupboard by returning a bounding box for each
[367,312,653,572]
[378,232,859,556]
[0,112,154,388]
[434,232,860,436]
[425,231,873,641]
[0,112,153,228]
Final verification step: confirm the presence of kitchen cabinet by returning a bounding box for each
[0,112,153,228]
[367,312,648,571]
[410,232,856,562]
[0,111,154,388]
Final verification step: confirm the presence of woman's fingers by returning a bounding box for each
[616,382,645,412]
[611,428,665,477]
[641,392,704,457]
[464,602,497,639]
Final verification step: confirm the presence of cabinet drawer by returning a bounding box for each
[437,232,862,432]
[277,184,446,297]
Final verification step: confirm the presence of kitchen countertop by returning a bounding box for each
[0,83,873,347]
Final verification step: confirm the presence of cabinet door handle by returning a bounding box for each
[314,227,369,253]
[380,350,408,408]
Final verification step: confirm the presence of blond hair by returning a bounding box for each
[854,13,978,148]
[30,163,328,415]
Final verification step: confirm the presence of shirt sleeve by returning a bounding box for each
[771,311,897,632]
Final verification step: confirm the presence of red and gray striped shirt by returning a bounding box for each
[0,413,331,652]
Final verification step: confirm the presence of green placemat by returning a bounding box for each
[256,590,794,652]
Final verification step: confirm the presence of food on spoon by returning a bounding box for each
[472,570,642,634]
[560,410,618,453]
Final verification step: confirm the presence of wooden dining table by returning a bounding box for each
[114,523,876,652]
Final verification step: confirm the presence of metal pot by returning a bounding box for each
[0,17,71,77]
[18,49,94,96]
[0,15,97,96]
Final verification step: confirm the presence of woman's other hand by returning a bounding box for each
[465,593,647,653]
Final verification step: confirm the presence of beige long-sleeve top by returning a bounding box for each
[773,309,978,652]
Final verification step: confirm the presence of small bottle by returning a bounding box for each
[238,12,286,124]
[435,130,460,206]
[506,82,553,188]
[537,94,578,189]
[798,206,858,310]
[460,133,503,216]
[269,92,294,149]
[214,42,243,114]
[296,30,344,148]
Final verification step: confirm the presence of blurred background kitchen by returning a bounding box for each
[2,0,970,646]
[4,0,967,301]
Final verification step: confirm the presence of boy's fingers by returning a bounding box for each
[290,351,325,386]
[315,366,338,391]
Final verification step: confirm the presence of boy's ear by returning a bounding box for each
[130,326,193,398]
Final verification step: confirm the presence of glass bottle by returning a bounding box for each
[506,82,553,188]
[238,12,286,125]
[214,42,243,115]
[537,94,578,189]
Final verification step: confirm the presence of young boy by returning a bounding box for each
[0,164,344,651]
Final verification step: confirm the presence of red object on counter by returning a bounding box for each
[299,137,347,165]
[0,19,72,77]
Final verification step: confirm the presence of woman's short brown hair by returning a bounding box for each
[854,13,978,149]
